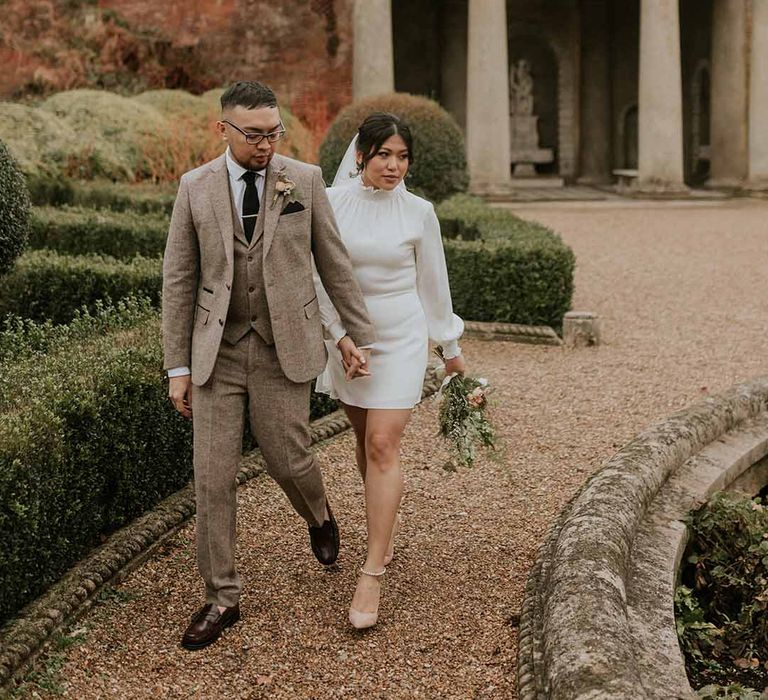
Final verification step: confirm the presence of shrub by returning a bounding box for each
[0,140,31,276]
[0,102,82,178]
[0,296,155,365]
[0,305,192,624]
[0,250,162,324]
[133,89,224,181]
[436,195,574,327]
[676,492,768,693]
[40,89,170,181]
[29,206,169,259]
[27,178,176,212]
[25,173,76,207]
[68,180,176,214]
[319,92,469,201]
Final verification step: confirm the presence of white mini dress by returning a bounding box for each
[314,177,463,409]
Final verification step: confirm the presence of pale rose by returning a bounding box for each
[467,387,486,407]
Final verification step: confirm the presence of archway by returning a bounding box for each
[507,31,559,175]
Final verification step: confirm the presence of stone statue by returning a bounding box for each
[508,58,553,177]
[510,59,534,116]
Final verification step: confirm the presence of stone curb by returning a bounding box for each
[463,320,562,346]
[517,375,768,700]
[0,369,441,689]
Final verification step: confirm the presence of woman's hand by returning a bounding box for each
[443,354,466,377]
[338,335,372,380]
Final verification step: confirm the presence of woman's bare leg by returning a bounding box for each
[351,408,411,620]
[341,402,368,481]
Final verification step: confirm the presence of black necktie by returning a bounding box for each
[241,171,260,243]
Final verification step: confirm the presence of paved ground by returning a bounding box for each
[14,199,768,699]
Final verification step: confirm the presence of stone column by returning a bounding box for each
[637,0,687,192]
[748,0,768,188]
[466,0,511,193]
[578,0,612,184]
[352,0,395,100]
[709,0,749,187]
[441,0,468,132]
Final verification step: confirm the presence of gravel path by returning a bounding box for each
[14,199,768,699]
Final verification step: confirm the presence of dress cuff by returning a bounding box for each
[329,321,348,344]
[168,366,191,378]
[441,340,461,360]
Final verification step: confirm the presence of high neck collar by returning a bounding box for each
[354,174,402,199]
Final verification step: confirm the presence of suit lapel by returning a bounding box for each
[262,157,283,259]
[209,155,235,268]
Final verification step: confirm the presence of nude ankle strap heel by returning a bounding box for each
[349,567,386,630]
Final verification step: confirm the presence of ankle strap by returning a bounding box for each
[359,566,386,577]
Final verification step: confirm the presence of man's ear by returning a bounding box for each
[216,120,228,142]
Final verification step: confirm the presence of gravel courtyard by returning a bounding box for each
[15,199,768,699]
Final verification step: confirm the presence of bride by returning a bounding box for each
[314,112,465,629]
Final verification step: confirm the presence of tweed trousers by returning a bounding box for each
[192,330,328,607]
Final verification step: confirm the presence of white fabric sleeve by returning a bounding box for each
[415,204,464,357]
[168,367,191,377]
[312,256,347,343]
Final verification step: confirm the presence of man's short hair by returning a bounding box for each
[220,81,278,111]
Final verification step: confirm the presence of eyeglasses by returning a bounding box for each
[222,119,286,145]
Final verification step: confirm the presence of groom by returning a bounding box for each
[162,80,375,650]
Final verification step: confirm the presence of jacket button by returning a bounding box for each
[250,315,257,322]
[218,319,224,326]
[248,286,255,293]
[247,255,253,262]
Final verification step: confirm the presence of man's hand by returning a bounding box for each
[444,354,466,377]
[169,375,193,418]
[337,336,371,381]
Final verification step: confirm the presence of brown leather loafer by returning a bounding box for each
[181,603,240,650]
[308,499,340,566]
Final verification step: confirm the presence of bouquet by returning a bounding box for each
[434,346,495,470]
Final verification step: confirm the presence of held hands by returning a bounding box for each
[337,335,371,381]
[169,375,193,418]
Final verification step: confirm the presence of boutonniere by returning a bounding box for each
[270,168,298,209]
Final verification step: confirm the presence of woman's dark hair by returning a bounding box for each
[356,112,414,172]
[220,81,278,111]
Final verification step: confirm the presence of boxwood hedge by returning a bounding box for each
[0,250,163,324]
[0,139,30,276]
[26,177,177,213]
[29,207,169,260]
[17,195,574,329]
[0,302,191,624]
[437,194,574,328]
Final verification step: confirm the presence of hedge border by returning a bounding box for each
[0,367,441,690]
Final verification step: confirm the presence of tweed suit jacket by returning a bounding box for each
[162,152,376,386]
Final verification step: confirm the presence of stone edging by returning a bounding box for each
[463,320,562,346]
[517,375,768,699]
[0,369,441,689]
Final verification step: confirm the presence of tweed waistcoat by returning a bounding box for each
[222,190,274,345]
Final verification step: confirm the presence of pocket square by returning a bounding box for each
[281,201,305,215]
